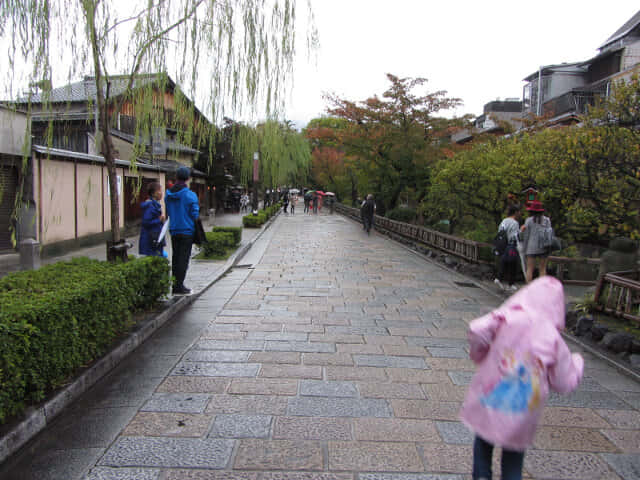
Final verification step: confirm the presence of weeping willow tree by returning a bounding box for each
[1,0,316,247]
[232,119,311,193]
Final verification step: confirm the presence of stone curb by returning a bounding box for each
[339,212,640,385]
[0,210,281,465]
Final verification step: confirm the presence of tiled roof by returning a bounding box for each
[599,9,640,50]
[25,74,166,104]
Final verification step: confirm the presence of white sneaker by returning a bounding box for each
[494,278,505,290]
[508,284,518,292]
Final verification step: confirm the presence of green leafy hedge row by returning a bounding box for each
[242,202,281,228]
[199,227,243,259]
[0,256,170,424]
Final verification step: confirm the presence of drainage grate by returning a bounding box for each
[234,264,254,269]
[454,281,480,288]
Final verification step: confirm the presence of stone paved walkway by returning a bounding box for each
[2,211,640,479]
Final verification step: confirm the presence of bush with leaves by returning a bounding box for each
[211,226,242,245]
[0,256,169,424]
[386,207,417,223]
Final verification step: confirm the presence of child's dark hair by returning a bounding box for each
[507,204,520,216]
[148,182,161,198]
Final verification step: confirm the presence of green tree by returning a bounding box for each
[2,0,315,247]
[321,74,464,212]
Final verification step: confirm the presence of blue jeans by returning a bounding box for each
[473,435,524,480]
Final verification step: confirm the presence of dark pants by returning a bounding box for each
[473,435,524,480]
[498,253,518,286]
[171,234,193,289]
[363,215,374,233]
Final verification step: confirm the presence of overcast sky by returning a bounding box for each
[285,1,640,128]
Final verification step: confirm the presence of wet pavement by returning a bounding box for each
[1,211,639,479]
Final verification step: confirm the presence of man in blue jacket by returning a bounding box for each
[165,166,199,294]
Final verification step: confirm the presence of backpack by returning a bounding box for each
[493,229,508,256]
[539,225,562,252]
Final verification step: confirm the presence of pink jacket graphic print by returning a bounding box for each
[460,276,584,451]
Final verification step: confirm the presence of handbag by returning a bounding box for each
[193,218,207,245]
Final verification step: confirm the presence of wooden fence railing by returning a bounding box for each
[336,204,487,263]
[593,270,640,324]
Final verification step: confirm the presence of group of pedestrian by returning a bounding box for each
[494,200,553,291]
[138,165,199,295]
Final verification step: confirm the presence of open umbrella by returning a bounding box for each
[315,190,325,196]
[289,188,300,194]
[324,192,335,196]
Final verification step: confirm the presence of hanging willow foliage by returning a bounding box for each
[232,119,311,188]
[1,0,317,243]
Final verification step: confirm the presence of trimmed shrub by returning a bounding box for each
[211,226,242,246]
[202,231,235,258]
[243,213,264,228]
[0,256,169,424]
[386,207,417,223]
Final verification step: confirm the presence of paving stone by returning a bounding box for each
[406,337,468,348]
[327,326,389,335]
[182,350,251,362]
[386,368,451,384]
[265,341,335,353]
[525,450,617,479]
[284,324,326,333]
[392,400,461,421]
[547,390,632,409]
[358,474,465,480]
[287,396,392,417]
[300,380,358,397]
[172,362,260,377]
[98,437,234,468]
[325,366,388,381]
[353,354,427,369]
[614,391,640,410]
[433,421,474,445]
[200,331,246,340]
[273,416,352,440]
[381,345,428,357]
[447,371,474,386]
[354,418,439,442]
[595,409,640,429]
[419,443,471,474]
[363,335,406,345]
[84,467,161,480]
[122,412,213,437]
[234,439,323,470]
[308,333,364,343]
[425,347,468,358]
[228,378,298,395]
[328,441,423,472]
[205,394,288,415]
[540,407,611,428]
[422,384,467,402]
[427,358,476,371]
[196,340,265,351]
[336,344,384,354]
[261,473,353,480]
[600,429,640,453]
[163,470,259,480]
[259,364,323,379]
[248,351,301,364]
[303,353,354,366]
[356,382,425,399]
[156,377,228,393]
[246,332,309,341]
[601,453,640,479]
[209,414,272,438]
[141,393,211,413]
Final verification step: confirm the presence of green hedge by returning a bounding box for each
[0,256,170,424]
[211,226,242,245]
[242,201,282,227]
[201,231,235,258]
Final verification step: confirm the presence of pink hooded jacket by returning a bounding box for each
[460,276,584,451]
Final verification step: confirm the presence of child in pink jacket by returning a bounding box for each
[460,276,584,480]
